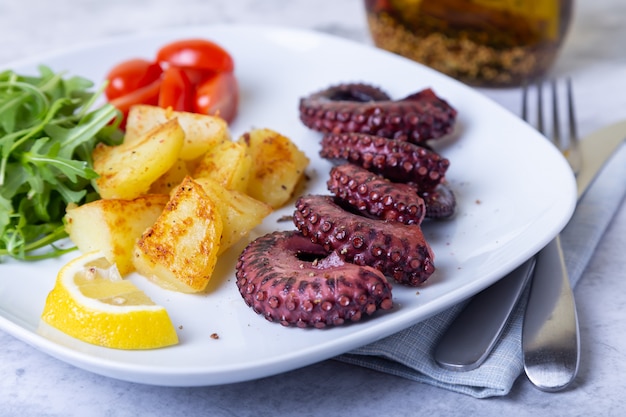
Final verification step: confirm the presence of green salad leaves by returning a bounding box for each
[0,65,121,261]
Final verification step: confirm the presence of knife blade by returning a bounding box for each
[434,120,626,372]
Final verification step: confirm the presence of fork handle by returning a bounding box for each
[522,235,580,392]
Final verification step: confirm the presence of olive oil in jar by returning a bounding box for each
[364,0,573,87]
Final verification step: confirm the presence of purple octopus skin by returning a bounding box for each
[320,132,449,191]
[293,194,436,286]
[414,182,457,220]
[298,83,457,144]
[235,230,393,328]
[327,163,426,226]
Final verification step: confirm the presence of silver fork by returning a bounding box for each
[521,79,581,392]
[522,78,582,175]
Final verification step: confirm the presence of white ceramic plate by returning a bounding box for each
[0,25,576,386]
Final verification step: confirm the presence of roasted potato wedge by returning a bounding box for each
[194,177,272,254]
[93,119,184,200]
[239,128,309,208]
[124,104,230,160]
[133,177,223,293]
[192,140,252,192]
[64,194,170,275]
[149,159,190,195]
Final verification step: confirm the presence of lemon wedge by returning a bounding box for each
[41,251,178,350]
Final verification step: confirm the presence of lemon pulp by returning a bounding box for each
[41,251,178,350]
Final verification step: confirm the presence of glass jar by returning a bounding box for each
[364,0,574,88]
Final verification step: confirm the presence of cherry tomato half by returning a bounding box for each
[156,39,234,73]
[104,58,163,101]
[109,78,162,127]
[193,71,239,124]
[158,67,194,112]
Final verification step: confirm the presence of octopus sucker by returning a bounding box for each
[327,163,427,225]
[299,83,457,144]
[293,195,435,286]
[235,230,393,328]
[320,132,449,191]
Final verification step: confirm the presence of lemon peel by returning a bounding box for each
[41,251,178,350]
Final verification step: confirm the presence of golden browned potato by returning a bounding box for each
[192,140,252,192]
[93,119,184,200]
[64,194,170,275]
[239,128,310,208]
[124,105,230,160]
[133,177,223,293]
[149,159,190,195]
[194,177,272,254]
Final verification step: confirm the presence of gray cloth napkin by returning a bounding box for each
[338,141,626,398]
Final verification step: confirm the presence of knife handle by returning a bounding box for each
[522,236,580,391]
[434,258,536,371]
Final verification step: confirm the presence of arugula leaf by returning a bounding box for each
[0,65,121,261]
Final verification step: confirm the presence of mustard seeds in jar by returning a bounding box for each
[364,0,574,88]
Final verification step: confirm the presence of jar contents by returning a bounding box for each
[364,0,573,87]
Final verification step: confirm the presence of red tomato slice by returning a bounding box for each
[193,71,239,124]
[181,67,217,85]
[109,78,162,127]
[158,67,194,112]
[156,39,234,73]
[104,58,163,101]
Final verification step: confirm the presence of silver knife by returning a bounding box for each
[434,120,626,373]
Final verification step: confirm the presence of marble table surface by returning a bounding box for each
[2,0,626,415]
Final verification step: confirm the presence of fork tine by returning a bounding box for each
[536,81,544,135]
[551,79,561,148]
[566,78,578,140]
[522,83,528,121]
[521,78,582,176]
[565,78,582,175]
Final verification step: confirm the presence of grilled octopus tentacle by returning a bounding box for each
[293,194,435,286]
[417,183,457,219]
[235,230,393,328]
[320,132,450,191]
[327,163,427,225]
[299,83,457,144]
